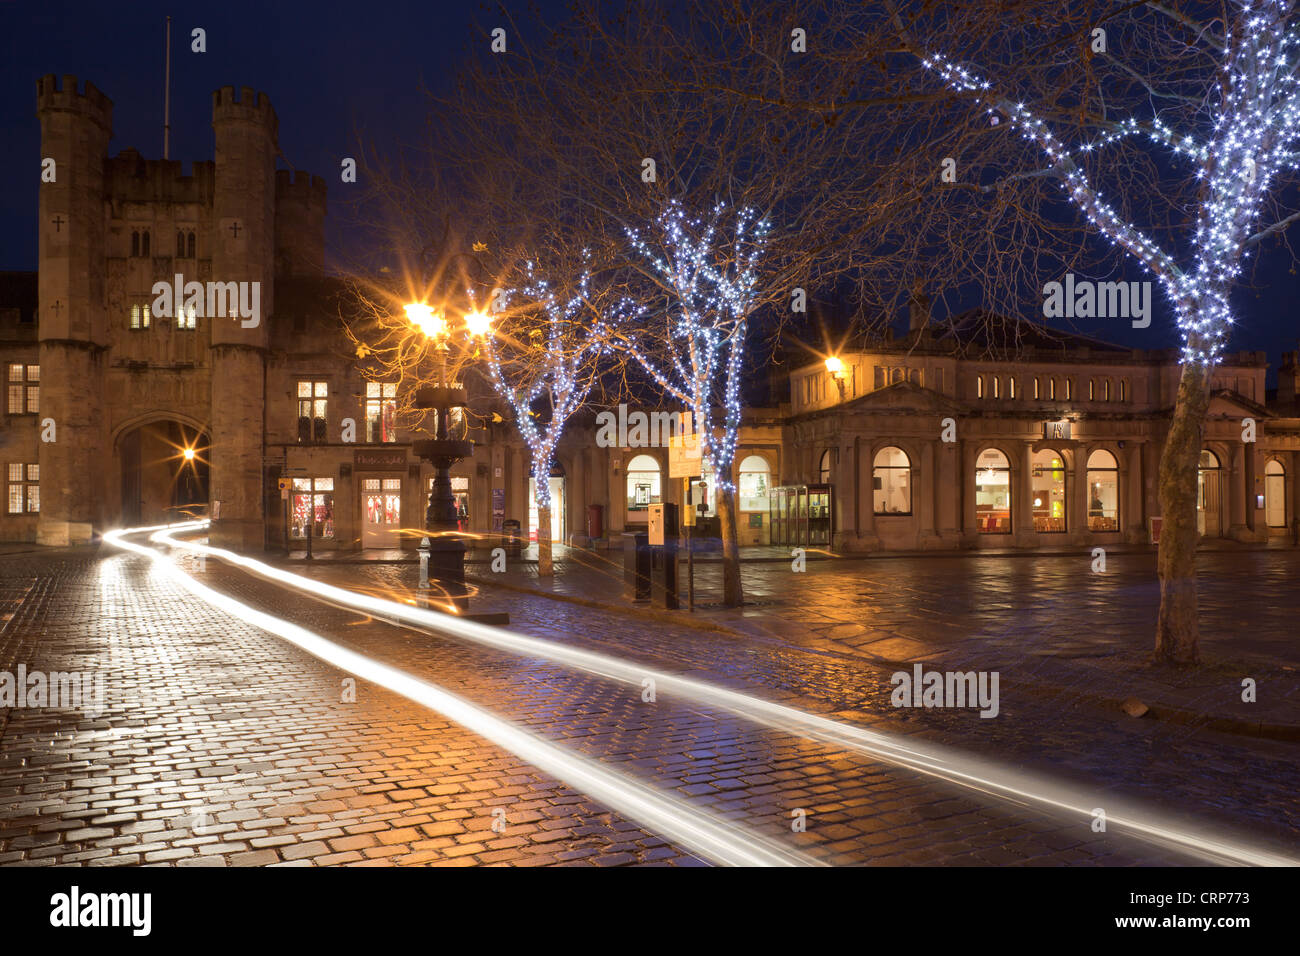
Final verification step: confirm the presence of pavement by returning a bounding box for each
[0,537,1296,866]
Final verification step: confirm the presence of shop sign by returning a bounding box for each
[1041,419,1072,441]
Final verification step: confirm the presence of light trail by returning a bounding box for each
[102,523,817,868]
[143,522,1296,867]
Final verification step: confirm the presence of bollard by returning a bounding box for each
[418,536,431,589]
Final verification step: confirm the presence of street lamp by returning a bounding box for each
[406,302,489,607]
[825,355,849,399]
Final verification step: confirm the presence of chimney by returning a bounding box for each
[908,282,931,333]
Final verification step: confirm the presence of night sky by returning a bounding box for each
[2,1,1297,378]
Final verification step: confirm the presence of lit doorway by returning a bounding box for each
[1197,450,1222,537]
[362,476,402,548]
[528,476,565,544]
[117,420,209,525]
[1265,459,1286,529]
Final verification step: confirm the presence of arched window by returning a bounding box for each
[1088,379,1095,401]
[1065,378,1074,400]
[1119,379,1128,402]
[976,375,984,399]
[975,448,1011,534]
[992,376,1001,399]
[738,455,771,511]
[1086,449,1119,531]
[177,231,186,257]
[626,454,661,516]
[1031,449,1066,532]
[872,446,911,515]
[1049,378,1057,400]
[1265,459,1286,528]
[1103,379,1112,401]
[1008,377,1016,399]
[1033,377,1040,400]
[818,449,832,484]
[187,231,196,258]
[131,231,140,257]
[141,230,150,256]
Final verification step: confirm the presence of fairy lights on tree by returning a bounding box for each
[921,0,1300,368]
[480,263,614,574]
[623,199,769,607]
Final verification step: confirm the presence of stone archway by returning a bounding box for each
[115,418,210,527]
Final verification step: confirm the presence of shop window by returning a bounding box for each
[7,463,38,514]
[738,455,770,511]
[428,475,471,530]
[297,381,328,443]
[366,382,398,442]
[7,364,39,414]
[1086,449,1119,531]
[1031,449,1066,532]
[872,446,911,515]
[626,453,661,515]
[975,448,1011,534]
[290,478,334,538]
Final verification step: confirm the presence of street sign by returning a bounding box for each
[668,412,702,478]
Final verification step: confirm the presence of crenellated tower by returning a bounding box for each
[208,86,277,549]
[35,74,113,545]
[274,170,327,276]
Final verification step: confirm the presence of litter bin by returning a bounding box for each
[622,531,651,601]
[502,518,522,558]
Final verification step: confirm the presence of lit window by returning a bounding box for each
[872,446,911,515]
[177,304,196,330]
[1086,450,1119,531]
[1033,377,1040,400]
[1032,449,1066,533]
[130,303,152,329]
[1120,380,1128,402]
[976,375,984,399]
[1103,379,1111,401]
[365,382,398,442]
[738,455,770,512]
[290,477,334,539]
[7,462,38,514]
[1049,378,1057,400]
[297,381,328,443]
[1065,379,1074,400]
[7,365,38,414]
[975,448,1011,534]
[1008,377,1016,399]
[1088,379,1095,401]
[626,453,661,515]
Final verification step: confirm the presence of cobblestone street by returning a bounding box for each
[1,536,1296,867]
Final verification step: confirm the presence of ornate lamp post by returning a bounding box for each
[404,303,492,604]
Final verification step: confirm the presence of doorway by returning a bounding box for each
[1197,450,1222,537]
[362,476,402,548]
[528,476,565,544]
[1265,459,1286,529]
[117,419,209,526]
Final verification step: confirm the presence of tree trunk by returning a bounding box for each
[1154,361,1211,665]
[718,485,743,607]
[538,504,553,577]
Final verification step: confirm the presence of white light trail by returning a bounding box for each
[140,522,1296,867]
[102,523,817,867]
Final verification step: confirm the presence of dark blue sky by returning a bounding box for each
[2,0,1297,376]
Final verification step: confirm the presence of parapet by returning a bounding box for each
[275,169,328,208]
[36,74,113,131]
[211,85,278,138]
